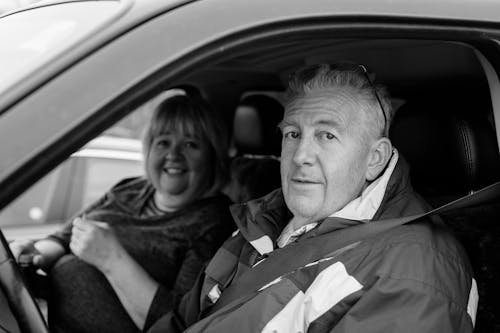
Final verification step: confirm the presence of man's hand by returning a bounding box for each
[70,217,126,274]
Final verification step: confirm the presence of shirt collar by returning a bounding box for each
[277,221,319,248]
[330,149,399,221]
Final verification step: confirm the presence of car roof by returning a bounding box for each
[2,0,499,96]
[2,0,498,110]
[18,0,500,23]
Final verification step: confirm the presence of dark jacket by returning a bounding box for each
[146,158,476,333]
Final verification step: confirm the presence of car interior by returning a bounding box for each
[1,33,500,332]
[179,38,500,332]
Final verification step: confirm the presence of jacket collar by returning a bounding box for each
[230,189,290,254]
[230,154,416,254]
[330,149,399,221]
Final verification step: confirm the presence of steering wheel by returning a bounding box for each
[0,231,49,333]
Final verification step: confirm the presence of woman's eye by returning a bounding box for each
[156,139,169,148]
[185,141,199,149]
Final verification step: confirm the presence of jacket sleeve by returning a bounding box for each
[143,247,208,330]
[145,269,206,333]
[326,276,475,333]
[144,227,230,331]
[144,229,240,332]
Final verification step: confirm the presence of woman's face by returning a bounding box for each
[146,126,213,210]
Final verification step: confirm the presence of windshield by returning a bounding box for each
[0,1,120,94]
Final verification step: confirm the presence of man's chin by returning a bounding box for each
[286,198,322,222]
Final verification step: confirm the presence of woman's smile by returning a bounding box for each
[163,166,187,175]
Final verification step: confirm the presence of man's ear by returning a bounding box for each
[365,137,393,181]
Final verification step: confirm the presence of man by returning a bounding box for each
[146,64,477,332]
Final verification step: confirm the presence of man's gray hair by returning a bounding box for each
[284,63,394,138]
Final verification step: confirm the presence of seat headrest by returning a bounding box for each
[232,94,284,156]
[390,103,500,199]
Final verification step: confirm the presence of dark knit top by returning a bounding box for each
[48,177,235,313]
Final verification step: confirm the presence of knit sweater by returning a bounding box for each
[48,177,235,312]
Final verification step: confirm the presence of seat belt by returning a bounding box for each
[208,180,500,315]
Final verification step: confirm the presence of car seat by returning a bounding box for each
[226,94,284,203]
[390,102,500,207]
[390,102,500,332]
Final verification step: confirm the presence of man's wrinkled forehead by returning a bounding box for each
[284,88,360,126]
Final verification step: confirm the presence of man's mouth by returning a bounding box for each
[291,177,321,184]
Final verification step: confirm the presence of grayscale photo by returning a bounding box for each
[0,1,499,332]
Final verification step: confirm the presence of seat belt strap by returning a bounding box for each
[209,180,500,314]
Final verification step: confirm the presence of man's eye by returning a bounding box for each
[284,131,299,139]
[320,132,335,140]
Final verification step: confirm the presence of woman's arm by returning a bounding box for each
[70,217,159,330]
[101,247,159,329]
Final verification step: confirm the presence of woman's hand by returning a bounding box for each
[70,217,126,274]
[70,217,159,329]
[9,238,65,269]
[9,239,41,265]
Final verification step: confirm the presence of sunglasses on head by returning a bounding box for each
[295,63,388,134]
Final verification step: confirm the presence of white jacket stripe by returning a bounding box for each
[467,278,478,327]
[262,262,363,332]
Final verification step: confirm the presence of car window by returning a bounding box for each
[71,156,144,216]
[0,1,120,94]
[0,162,63,226]
[0,151,143,228]
[0,94,150,241]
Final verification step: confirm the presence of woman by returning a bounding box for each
[11,92,234,332]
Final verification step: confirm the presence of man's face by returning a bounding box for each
[280,88,373,224]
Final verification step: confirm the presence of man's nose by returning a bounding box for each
[292,135,315,165]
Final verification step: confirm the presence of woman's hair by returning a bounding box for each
[142,93,229,193]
